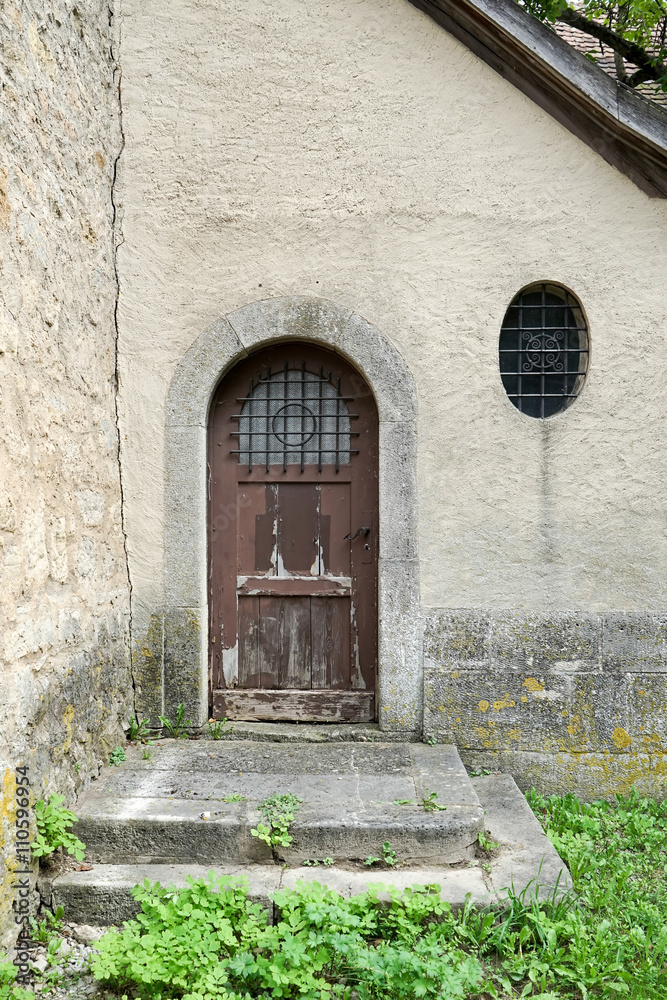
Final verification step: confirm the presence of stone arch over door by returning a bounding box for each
[163,296,421,734]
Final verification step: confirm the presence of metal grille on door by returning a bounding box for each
[231,364,356,470]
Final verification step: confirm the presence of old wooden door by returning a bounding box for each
[208,344,378,722]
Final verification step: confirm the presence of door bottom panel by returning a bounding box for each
[212,689,374,722]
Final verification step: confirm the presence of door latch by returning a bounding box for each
[344,526,371,541]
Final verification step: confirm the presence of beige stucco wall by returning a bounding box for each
[115,0,667,672]
[0,0,131,947]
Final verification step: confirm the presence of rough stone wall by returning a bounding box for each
[0,0,130,948]
[424,612,667,798]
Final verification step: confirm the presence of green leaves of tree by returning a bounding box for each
[519,0,667,89]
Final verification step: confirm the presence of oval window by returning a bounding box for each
[499,283,589,418]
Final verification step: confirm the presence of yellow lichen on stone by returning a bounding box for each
[1,768,18,944]
[611,727,632,749]
[523,677,544,693]
[478,699,490,713]
[492,696,516,711]
[62,703,75,755]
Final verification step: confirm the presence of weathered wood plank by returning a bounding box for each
[311,597,350,688]
[213,689,375,722]
[238,596,260,688]
[238,577,350,597]
[320,483,350,577]
[258,596,311,689]
[278,482,319,574]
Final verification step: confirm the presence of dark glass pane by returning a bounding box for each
[499,352,518,374]
[522,290,542,307]
[499,328,519,352]
[521,395,542,418]
[544,306,567,327]
[543,395,563,417]
[503,306,520,330]
[521,307,542,328]
[543,373,567,394]
[522,374,541,397]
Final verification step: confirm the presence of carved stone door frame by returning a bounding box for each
[154,297,421,735]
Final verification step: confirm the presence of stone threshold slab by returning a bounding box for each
[197,722,421,743]
[47,773,570,925]
[73,742,484,866]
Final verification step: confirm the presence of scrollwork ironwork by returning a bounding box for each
[522,329,565,374]
[499,284,589,418]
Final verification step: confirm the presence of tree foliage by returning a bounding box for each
[520,0,667,89]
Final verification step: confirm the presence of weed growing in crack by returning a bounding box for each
[477,830,499,853]
[109,746,126,766]
[158,702,193,739]
[251,792,302,850]
[207,716,234,739]
[126,717,155,741]
[364,842,398,868]
[30,907,65,945]
[382,841,398,866]
[421,789,447,812]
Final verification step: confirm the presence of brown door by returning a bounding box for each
[208,343,378,722]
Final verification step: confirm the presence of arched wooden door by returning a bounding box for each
[208,343,378,722]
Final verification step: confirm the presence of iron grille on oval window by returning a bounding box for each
[499,284,589,418]
[232,362,357,471]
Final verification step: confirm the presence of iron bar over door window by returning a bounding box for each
[231,361,358,472]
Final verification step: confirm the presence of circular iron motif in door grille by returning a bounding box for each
[271,404,318,447]
[499,283,589,418]
[232,362,358,470]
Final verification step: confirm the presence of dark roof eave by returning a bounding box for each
[408,0,667,198]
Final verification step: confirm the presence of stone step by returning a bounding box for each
[199,721,419,743]
[73,741,484,866]
[46,863,491,925]
[45,773,571,926]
